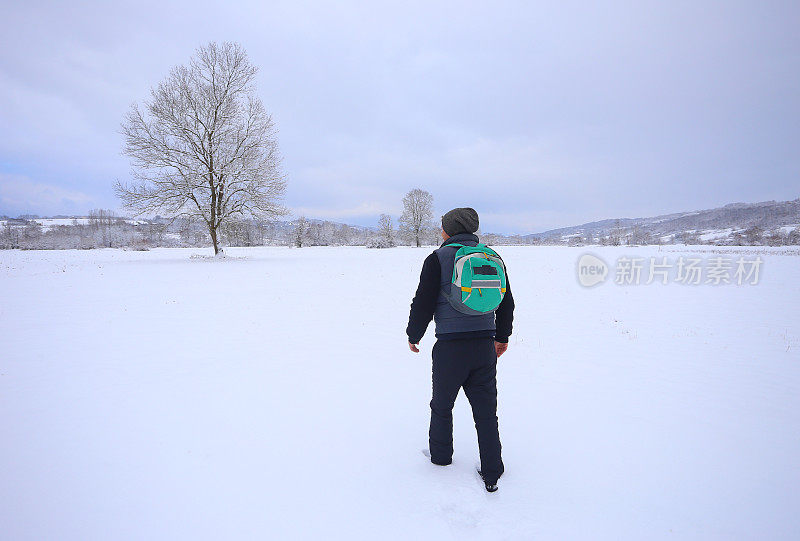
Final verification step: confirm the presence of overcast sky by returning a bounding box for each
[1,1,798,233]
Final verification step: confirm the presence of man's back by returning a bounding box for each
[406,208,515,492]
[406,231,514,344]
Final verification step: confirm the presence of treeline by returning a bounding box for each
[1,214,176,250]
[0,211,420,250]
[11,210,794,251]
[0,214,538,251]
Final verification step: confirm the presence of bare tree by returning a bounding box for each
[89,209,117,228]
[609,220,622,246]
[333,223,353,246]
[399,189,434,247]
[0,222,21,249]
[378,214,395,247]
[293,216,308,247]
[789,227,800,246]
[744,225,763,245]
[115,41,287,255]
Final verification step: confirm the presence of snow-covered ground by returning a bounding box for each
[1,245,799,540]
[698,228,739,242]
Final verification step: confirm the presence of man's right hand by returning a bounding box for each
[408,342,420,353]
[495,341,508,358]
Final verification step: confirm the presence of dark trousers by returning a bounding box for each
[429,336,504,484]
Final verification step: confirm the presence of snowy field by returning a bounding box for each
[1,245,799,540]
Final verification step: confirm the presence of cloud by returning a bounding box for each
[0,174,95,216]
[0,0,798,232]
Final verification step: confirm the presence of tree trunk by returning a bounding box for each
[210,224,219,254]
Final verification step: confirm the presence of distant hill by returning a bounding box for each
[267,217,375,234]
[525,198,800,245]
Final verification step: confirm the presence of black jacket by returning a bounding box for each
[406,234,515,344]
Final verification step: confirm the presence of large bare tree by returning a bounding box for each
[115,41,286,254]
[399,189,434,247]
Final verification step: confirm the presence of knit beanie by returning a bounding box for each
[441,207,479,236]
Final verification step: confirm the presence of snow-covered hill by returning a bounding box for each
[527,198,800,245]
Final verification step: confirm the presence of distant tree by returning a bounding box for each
[252,220,272,246]
[88,209,117,228]
[629,225,648,245]
[293,216,308,247]
[765,230,785,246]
[147,222,167,245]
[399,189,434,247]
[177,218,199,245]
[609,220,622,246]
[115,41,287,255]
[681,231,701,245]
[744,226,763,245]
[317,221,336,246]
[429,227,443,245]
[333,224,353,246]
[305,222,322,246]
[87,209,119,247]
[221,219,252,246]
[378,214,395,247]
[0,222,21,249]
[789,227,800,246]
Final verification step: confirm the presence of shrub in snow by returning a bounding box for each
[123,240,150,251]
[366,237,395,249]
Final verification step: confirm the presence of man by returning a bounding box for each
[406,207,515,492]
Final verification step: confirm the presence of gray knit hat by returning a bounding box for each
[441,207,479,236]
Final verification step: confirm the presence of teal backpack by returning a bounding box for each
[445,243,507,315]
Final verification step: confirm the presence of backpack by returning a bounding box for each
[444,243,507,315]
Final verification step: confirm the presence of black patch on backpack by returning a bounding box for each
[474,265,498,276]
